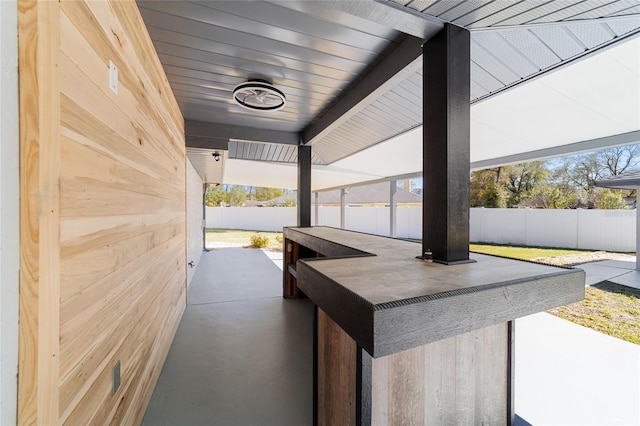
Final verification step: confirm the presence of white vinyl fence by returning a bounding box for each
[206,206,636,252]
[470,208,636,252]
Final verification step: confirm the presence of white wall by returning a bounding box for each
[206,206,636,252]
[186,160,204,285]
[0,1,19,423]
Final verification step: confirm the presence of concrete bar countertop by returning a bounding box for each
[287,226,585,357]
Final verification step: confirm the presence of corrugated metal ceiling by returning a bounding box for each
[186,147,225,183]
[228,141,325,165]
[137,0,640,181]
[138,0,400,133]
[394,0,640,26]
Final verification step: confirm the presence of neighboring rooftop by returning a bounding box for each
[595,170,640,190]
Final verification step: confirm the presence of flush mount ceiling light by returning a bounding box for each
[233,79,286,112]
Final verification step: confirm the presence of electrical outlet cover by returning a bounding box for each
[109,60,118,94]
[112,360,121,394]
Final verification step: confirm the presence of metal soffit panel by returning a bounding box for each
[311,13,640,163]
[140,0,640,179]
[394,0,640,27]
[228,141,325,165]
[186,147,225,184]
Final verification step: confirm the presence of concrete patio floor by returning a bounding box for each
[576,257,640,289]
[144,247,639,425]
[142,248,313,426]
[515,312,639,425]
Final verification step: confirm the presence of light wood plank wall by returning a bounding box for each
[18,1,187,424]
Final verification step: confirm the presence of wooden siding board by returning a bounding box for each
[60,107,182,193]
[18,1,61,424]
[58,240,184,421]
[59,222,183,305]
[19,0,186,423]
[59,211,183,256]
[59,57,183,183]
[60,3,184,163]
[62,265,185,425]
[60,135,184,202]
[86,0,184,138]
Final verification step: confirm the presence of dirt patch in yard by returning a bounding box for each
[533,251,635,267]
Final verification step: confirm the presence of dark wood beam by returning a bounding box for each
[185,120,299,147]
[301,34,424,145]
[185,135,228,151]
[422,24,473,265]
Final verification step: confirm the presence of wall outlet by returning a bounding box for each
[112,360,121,394]
[109,60,118,94]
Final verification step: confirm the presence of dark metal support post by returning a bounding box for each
[298,144,312,227]
[421,24,473,264]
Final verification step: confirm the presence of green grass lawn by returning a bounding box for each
[206,229,283,251]
[549,283,640,344]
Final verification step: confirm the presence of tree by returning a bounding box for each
[470,146,639,210]
[600,146,639,176]
[227,185,247,206]
[470,163,548,208]
[470,168,508,208]
[502,161,548,207]
[255,187,285,201]
[523,182,581,209]
[205,184,227,207]
[562,146,639,191]
[589,188,627,210]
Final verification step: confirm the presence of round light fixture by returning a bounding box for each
[233,79,286,112]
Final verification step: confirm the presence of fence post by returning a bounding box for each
[340,188,347,229]
[524,208,529,246]
[636,188,639,270]
[576,208,581,249]
[390,180,397,238]
[314,192,319,226]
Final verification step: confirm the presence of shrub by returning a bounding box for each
[249,233,270,249]
[275,235,283,244]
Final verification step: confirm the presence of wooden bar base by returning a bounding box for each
[286,227,584,425]
[316,309,512,425]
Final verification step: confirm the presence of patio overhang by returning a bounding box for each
[596,170,640,271]
[137,0,640,190]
